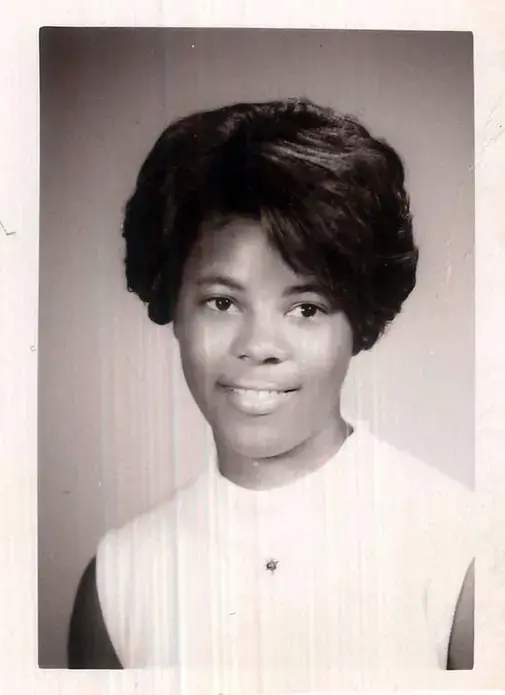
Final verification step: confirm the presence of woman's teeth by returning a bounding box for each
[224,386,296,415]
[230,388,287,397]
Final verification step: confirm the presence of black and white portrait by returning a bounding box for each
[38,28,475,692]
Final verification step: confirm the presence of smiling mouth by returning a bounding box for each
[220,385,299,415]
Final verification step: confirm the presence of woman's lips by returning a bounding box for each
[219,384,299,416]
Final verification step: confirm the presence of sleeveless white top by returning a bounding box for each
[96,427,474,691]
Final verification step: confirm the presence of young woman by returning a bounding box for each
[68,98,474,687]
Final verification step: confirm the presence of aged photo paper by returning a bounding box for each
[0,2,504,695]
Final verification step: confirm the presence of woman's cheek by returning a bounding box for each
[187,320,235,372]
[300,337,352,386]
[295,324,338,361]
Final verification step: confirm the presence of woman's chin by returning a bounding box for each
[217,430,300,462]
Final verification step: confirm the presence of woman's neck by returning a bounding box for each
[215,418,353,491]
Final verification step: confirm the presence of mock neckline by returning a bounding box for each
[209,424,360,505]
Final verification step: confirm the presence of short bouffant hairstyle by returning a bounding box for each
[122,98,418,354]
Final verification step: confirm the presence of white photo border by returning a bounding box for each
[1,1,504,693]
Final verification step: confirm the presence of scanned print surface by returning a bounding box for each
[0,4,504,695]
[37,27,479,692]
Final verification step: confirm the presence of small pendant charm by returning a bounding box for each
[265,558,279,574]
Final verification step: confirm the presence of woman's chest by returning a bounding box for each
[143,486,440,683]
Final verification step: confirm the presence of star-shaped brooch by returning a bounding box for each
[265,558,279,574]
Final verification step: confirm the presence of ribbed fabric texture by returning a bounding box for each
[96,426,474,692]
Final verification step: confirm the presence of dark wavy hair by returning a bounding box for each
[122,98,418,354]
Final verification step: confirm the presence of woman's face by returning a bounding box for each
[174,218,353,460]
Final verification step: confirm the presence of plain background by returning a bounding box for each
[38,28,474,669]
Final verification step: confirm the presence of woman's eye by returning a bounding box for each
[205,297,238,313]
[288,303,326,319]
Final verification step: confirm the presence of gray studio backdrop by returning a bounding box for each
[38,28,474,668]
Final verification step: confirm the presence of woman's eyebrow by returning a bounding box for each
[282,282,326,297]
[196,276,327,297]
[196,274,246,292]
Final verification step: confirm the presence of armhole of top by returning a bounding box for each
[67,556,123,668]
[447,559,475,669]
[425,482,475,668]
[95,529,129,667]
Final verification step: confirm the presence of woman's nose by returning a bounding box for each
[231,314,290,364]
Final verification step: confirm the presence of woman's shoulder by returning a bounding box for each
[97,476,201,562]
[94,475,205,666]
[356,427,474,557]
[379,431,474,557]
